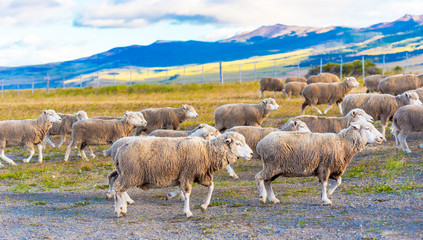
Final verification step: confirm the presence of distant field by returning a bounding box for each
[0,81,422,239]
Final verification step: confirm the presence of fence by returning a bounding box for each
[0,51,421,96]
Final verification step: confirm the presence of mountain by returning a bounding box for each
[1,14,423,89]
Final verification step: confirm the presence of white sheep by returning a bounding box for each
[0,110,61,166]
[391,105,423,153]
[255,120,384,205]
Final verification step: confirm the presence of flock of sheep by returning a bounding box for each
[0,71,422,218]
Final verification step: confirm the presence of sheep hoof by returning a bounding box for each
[106,193,113,199]
[230,174,239,180]
[90,154,97,159]
[200,205,207,213]
[259,196,267,204]
[270,198,280,204]
[185,211,193,218]
[127,200,135,205]
[323,199,332,206]
[121,212,126,217]
[405,149,412,154]
[22,159,30,163]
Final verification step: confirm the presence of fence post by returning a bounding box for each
[97,72,100,89]
[113,73,116,86]
[320,58,322,74]
[219,62,223,85]
[63,73,65,89]
[239,64,242,83]
[146,68,149,83]
[254,62,257,81]
[362,56,365,80]
[406,52,409,73]
[340,57,343,80]
[383,55,385,75]
[32,78,34,95]
[182,67,185,85]
[297,61,300,77]
[130,69,132,85]
[274,60,276,77]
[165,68,168,82]
[17,79,20,96]
[201,65,204,84]
[45,73,50,94]
[80,75,82,88]
[1,79,3,97]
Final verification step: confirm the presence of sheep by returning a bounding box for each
[44,111,89,148]
[64,111,147,161]
[226,120,310,159]
[341,92,422,137]
[0,110,61,166]
[105,125,220,201]
[363,75,387,93]
[135,105,198,135]
[404,87,423,101]
[258,78,284,98]
[391,105,423,153]
[214,98,279,132]
[111,132,253,217]
[148,124,219,138]
[289,108,373,133]
[378,74,423,95]
[255,120,384,206]
[301,77,360,115]
[283,82,307,98]
[307,73,340,84]
[285,77,307,83]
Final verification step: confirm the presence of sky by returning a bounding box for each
[1,0,422,67]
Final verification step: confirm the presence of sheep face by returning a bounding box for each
[223,132,253,161]
[350,121,384,144]
[44,110,61,123]
[125,111,147,127]
[348,108,374,122]
[344,77,360,88]
[404,92,422,105]
[283,120,311,132]
[296,121,311,132]
[183,104,199,118]
[190,126,221,139]
[75,111,89,121]
[262,98,279,111]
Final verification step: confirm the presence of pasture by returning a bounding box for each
[0,81,422,239]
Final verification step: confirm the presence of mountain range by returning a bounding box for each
[1,14,423,89]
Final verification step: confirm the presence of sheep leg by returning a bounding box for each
[166,188,181,200]
[182,191,193,217]
[57,134,66,148]
[264,180,279,204]
[200,182,214,213]
[37,145,43,163]
[273,91,277,99]
[0,149,17,166]
[327,177,342,197]
[114,191,127,217]
[79,143,89,160]
[87,146,96,158]
[323,104,334,114]
[0,162,4,168]
[226,165,239,179]
[23,145,35,163]
[321,181,332,205]
[123,192,135,205]
[381,125,386,138]
[398,131,411,153]
[393,129,399,147]
[106,170,118,199]
[179,190,186,201]
[64,141,76,162]
[337,102,343,115]
[45,134,56,148]
[255,172,268,203]
[311,105,323,114]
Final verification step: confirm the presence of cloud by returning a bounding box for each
[0,0,75,26]
[74,0,423,29]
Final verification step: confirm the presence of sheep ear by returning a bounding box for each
[293,120,300,127]
[224,138,232,145]
[124,112,128,116]
[182,104,187,109]
[203,132,209,138]
[404,92,410,98]
[198,124,206,129]
[351,110,357,117]
[350,123,361,130]
[43,110,47,114]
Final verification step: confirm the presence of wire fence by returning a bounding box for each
[1,51,421,96]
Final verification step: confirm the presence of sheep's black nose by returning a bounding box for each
[250,152,253,157]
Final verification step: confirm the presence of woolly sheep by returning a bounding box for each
[341,92,422,137]
[258,78,284,98]
[285,77,307,83]
[363,75,387,93]
[64,111,146,161]
[44,111,89,148]
[255,121,384,205]
[0,110,61,166]
[289,108,373,133]
[226,120,310,159]
[111,132,253,217]
[378,74,423,95]
[148,124,219,138]
[307,73,340,84]
[404,87,423,101]
[301,77,360,115]
[214,98,279,132]
[391,105,423,153]
[135,105,198,135]
[104,126,220,201]
[283,82,307,98]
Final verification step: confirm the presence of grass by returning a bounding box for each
[0,80,421,198]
